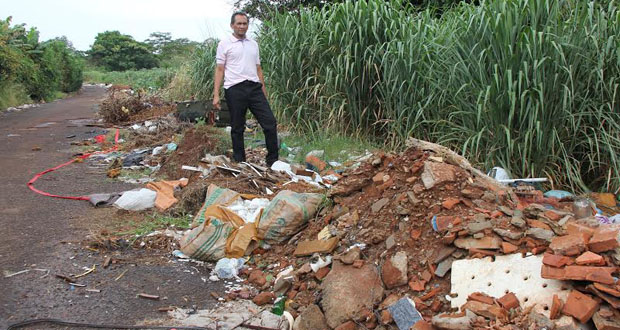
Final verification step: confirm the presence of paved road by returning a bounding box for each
[0,86,221,329]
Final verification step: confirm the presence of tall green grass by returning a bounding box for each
[83,68,175,90]
[252,0,620,192]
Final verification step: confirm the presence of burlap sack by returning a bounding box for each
[258,191,324,244]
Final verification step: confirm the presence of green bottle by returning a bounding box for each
[271,296,285,316]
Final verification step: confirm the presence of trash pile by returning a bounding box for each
[174,138,620,329]
[99,87,176,124]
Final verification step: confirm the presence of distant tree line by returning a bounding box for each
[0,17,83,104]
[87,31,200,71]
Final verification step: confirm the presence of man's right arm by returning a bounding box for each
[212,64,225,109]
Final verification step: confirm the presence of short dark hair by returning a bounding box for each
[231,12,249,25]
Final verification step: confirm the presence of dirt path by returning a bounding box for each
[0,86,222,329]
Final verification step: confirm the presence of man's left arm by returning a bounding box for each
[256,65,268,98]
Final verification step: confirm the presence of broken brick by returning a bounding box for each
[409,279,426,292]
[420,287,441,301]
[549,294,562,320]
[561,290,599,323]
[563,266,616,282]
[593,283,620,298]
[315,267,330,280]
[549,234,586,256]
[543,210,564,222]
[252,292,275,306]
[352,260,364,268]
[462,300,508,321]
[588,228,619,253]
[585,268,616,285]
[541,265,566,280]
[575,251,605,266]
[433,216,458,232]
[502,242,519,254]
[442,198,460,209]
[566,222,595,242]
[410,229,421,240]
[542,253,573,268]
[468,292,495,305]
[380,309,393,325]
[497,292,520,310]
[441,232,456,244]
[528,219,552,230]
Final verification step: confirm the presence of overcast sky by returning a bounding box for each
[4,0,245,50]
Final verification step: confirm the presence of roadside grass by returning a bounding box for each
[84,68,176,91]
[248,128,378,164]
[115,213,192,237]
[0,82,31,110]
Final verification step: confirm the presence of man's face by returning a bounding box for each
[231,15,248,38]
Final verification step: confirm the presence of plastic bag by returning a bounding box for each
[214,257,245,278]
[113,188,156,211]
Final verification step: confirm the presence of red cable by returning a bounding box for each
[27,129,120,200]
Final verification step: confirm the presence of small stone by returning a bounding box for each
[493,228,523,240]
[293,304,329,330]
[338,247,361,265]
[454,236,502,250]
[473,233,484,239]
[432,310,476,330]
[372,198,390,213]
[434,257,454,277]
[334,321,357,330]
[442,198,460,209]
[380,309,393,325]
[510,216,526,228]
[385,235,396,250]
[421,162,457,189]
[467,220,492,234]
[526,227,555,242]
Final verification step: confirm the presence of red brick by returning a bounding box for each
[430,300,442,312]
[372,172,385,183]
[468,292,495,305]
[409,279,426,292]
[413,320,433,330]
[380,309,392,325]
[528,220,552,230]
[434,216,458,232]
[566,222,595,242]
[252,292,275,306]
[420,287,441,301]
[502,242,518,254]
[588,228,619,253]
[305,155,326,172]
[491,210,503,218]
[334,321,357,330]
[593,283,620,298]
[441,232,456,244]
[497,292,520,310]
[543,210,564,221]
[549,294,563,319]
[585,268,616,285]
[410,229,421,240]
[563,266,616,281]
[541,265,566,280]
[542,253,573,268]
[575,251,605,266]
[442,198,460,209]
[550,234,586,256]
[315,267,330,280]
[352,260,364,268]
[562,290,599,323]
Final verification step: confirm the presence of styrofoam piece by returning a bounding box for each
[450,254,571,309]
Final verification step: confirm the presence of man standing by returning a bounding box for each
[212,12,278,167]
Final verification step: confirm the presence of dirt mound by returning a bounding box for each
[158,126,225,179]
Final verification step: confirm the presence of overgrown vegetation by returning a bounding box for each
[0,17,83,108]
[83,68,175,90]
[248,0,620,193]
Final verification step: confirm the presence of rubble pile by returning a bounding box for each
[225,144,620,329]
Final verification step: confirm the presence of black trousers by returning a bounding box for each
[224,80,278,165]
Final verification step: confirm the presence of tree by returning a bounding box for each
[146,32,200,67]
[88,31,158,71]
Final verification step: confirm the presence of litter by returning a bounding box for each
[226,198,270,223]
[310,255,332,272]
[214,258,245,279]
[294,238,339,256]
[113,188,157,211]
[387,297,423,330]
